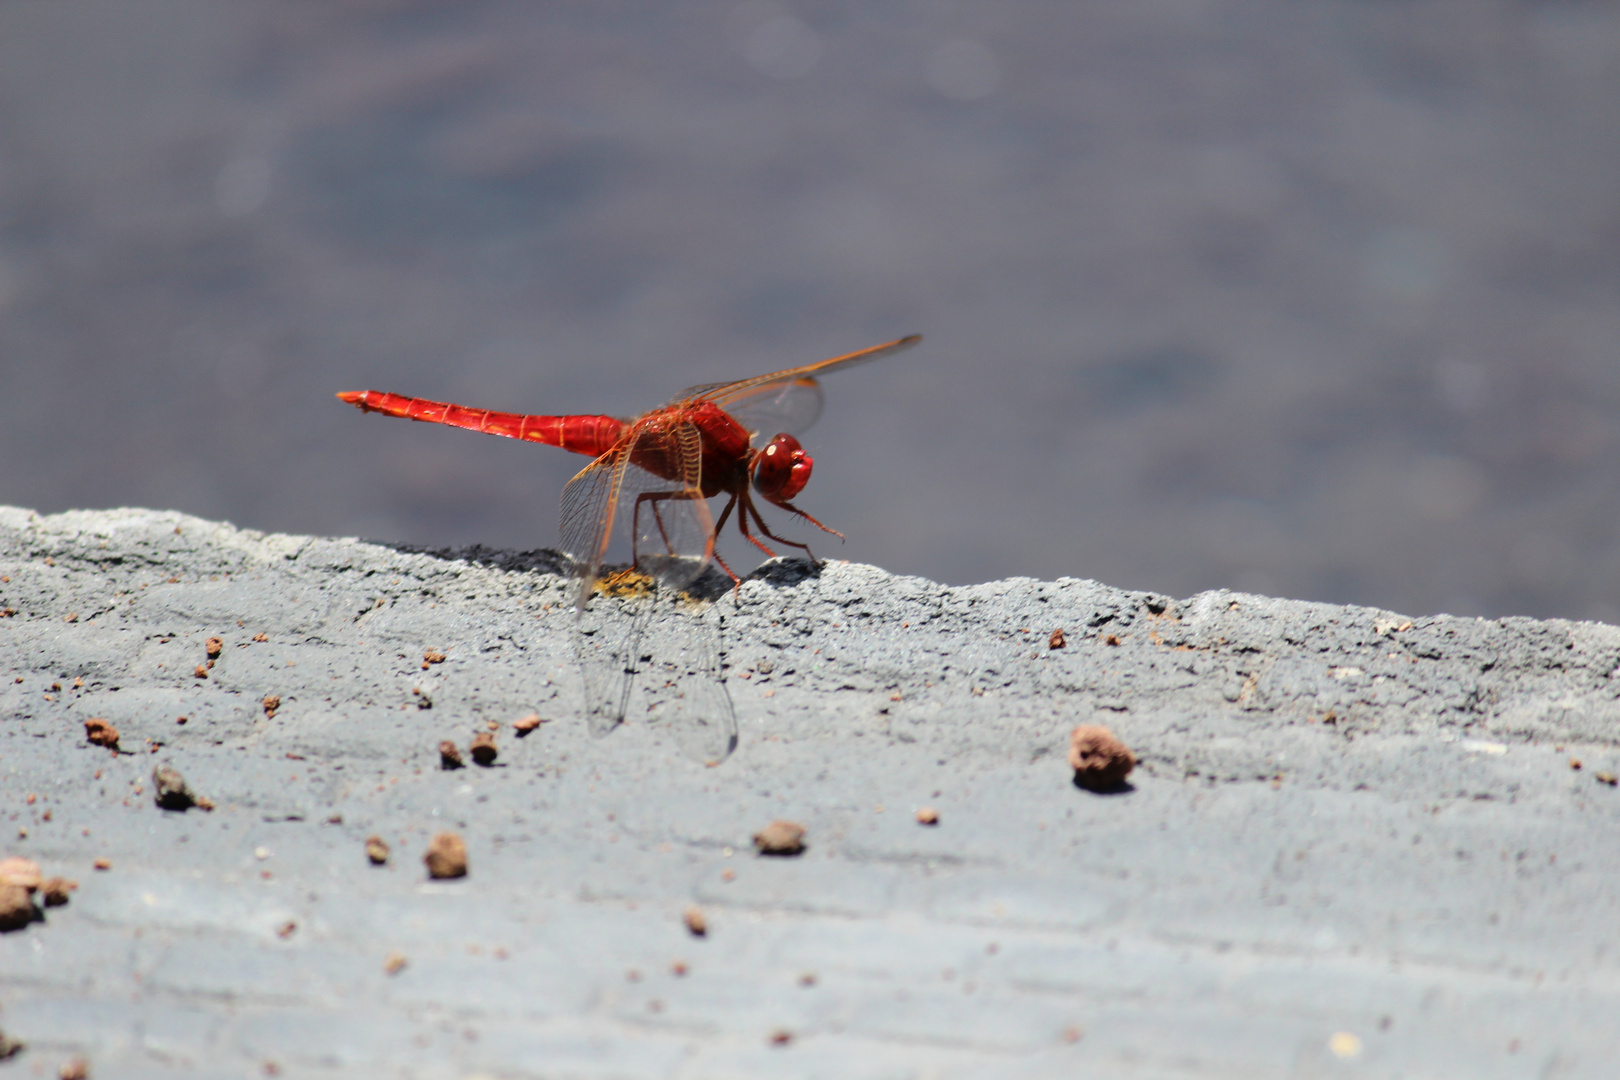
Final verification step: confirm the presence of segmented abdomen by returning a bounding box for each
[336,391,625,458]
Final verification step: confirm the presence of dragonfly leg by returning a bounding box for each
[734,492,783,559]
[632,488,713,561]
[708,494,746,590]
[767,499,846,542]
[742,492,821,561]
[634,490,682,557]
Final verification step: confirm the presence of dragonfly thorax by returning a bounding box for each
[751,433,813,502]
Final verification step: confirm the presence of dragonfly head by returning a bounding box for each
[751,433,812,502]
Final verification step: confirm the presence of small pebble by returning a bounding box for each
[1068,724,1136,792]
[41,877,77,907]
[152,764,198,811]
[384,951,408,975]
[469,731,498,767]
[0,885,33,931]
[83,719,119,750]
[683,906,708,937]
[262,695,280,717]
[365,836,390,865]
[0,857,41,890]
[424,832,468,879]
[915,806,940,825]
[439,741,464,770]
[58,1056,90,1080]
[204,636,223,658]
[753,820,807,856]
[513,713,543,736]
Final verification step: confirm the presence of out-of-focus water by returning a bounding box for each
[2,1,1618,620]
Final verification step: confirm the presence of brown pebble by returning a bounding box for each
[365,836,390,865]
[671,960,688,976]
[0,884,33,932]
[512,713,543,736]
[93,857,111,871]
[1049,628,1067,649]
[0,857,41,891]
[1570,757,1582,770]
[58,1056,90,1080]
[175,716,188,725]
[252,632,268,642]
[276,920,297,939]
[1103,633,1122,646]
[469,731,498,767]
[683,906,708,937]
[767,1029,794,1047]
[41,877,77,907]
[1596,771,1618,787]
[384,951,408,975]
[83,718,119,750]
[193,664,209,679]
[423,649,447,665]
[439,741,464,770]
[424,832,467,879]
[262,695,280,718]
[205,636,223,658]
[915,806,940,826]
[1068,724,1137,791]
[753,820,807,856]
[0,1027,21,1060]
[152,764,198,811]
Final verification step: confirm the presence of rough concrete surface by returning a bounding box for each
[2,506,1618,1079]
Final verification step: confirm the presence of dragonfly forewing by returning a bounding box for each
[568,423,734,762]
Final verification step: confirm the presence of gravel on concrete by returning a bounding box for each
[2,506,1618,1078]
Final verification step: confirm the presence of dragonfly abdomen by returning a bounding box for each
[336,391,625,457]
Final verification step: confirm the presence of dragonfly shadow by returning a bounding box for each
[372,541,573,578]
[740,556,823,593]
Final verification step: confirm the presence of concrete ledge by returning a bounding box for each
[2,507,1618,1078]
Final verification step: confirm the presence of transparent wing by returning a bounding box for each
[558,447,628,610]
[670,334,921,420]
[565,421,727,753]
[643,590,737,765]
[557,422,716,603]
[622,420,714,592]
[714,377,825,443]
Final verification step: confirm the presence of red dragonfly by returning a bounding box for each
[338,333,921,761]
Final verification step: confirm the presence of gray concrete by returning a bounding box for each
[2,505,1618,1079]
[6,3,1620,621]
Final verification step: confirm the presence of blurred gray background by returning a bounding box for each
[1,0,1618,621]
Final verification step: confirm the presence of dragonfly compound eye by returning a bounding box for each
[752,433,813,501]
